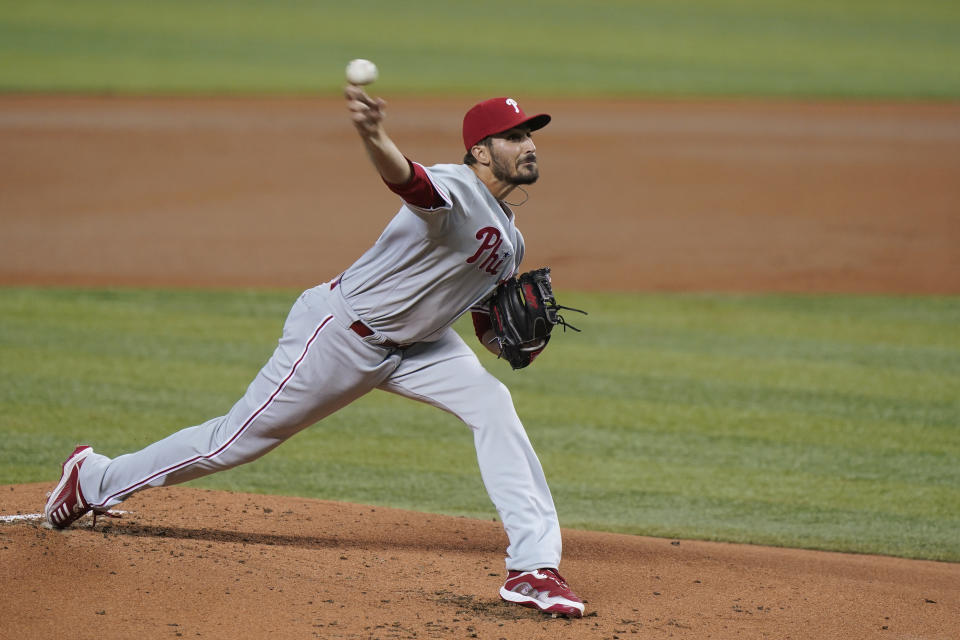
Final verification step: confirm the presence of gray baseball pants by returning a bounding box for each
[77,282,562,571]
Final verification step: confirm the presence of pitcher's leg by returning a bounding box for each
[379,331,561,571]
[80,291,396,508]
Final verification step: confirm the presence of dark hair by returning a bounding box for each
[463,136,492,165]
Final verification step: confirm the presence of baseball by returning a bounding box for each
[345,59,378,85]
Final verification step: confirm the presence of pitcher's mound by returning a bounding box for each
[1,483,956,639]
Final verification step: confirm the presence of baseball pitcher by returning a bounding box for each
[44,84,586,618]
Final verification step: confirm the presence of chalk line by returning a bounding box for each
[1,511,127,523]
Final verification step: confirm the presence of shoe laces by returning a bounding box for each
[541,568,569,587]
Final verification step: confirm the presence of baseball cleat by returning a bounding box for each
[499,568,585,618]
[44,445,94,529]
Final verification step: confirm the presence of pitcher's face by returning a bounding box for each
[489,128,539,185]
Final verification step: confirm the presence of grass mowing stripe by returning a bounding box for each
[0,287,957,561]
[0,0,958,97]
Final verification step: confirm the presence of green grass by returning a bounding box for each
[1,0,958,98]
[1,287,958,561]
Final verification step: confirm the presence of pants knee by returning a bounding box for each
[465,379,524,434]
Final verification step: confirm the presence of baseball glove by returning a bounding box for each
[488,267,586,370]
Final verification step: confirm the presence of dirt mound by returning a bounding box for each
[2,483,957,639]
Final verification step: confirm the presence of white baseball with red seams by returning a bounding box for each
[345,58,378,85]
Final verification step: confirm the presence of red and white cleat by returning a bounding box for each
[44,445,94,529]
[499,568,585,618]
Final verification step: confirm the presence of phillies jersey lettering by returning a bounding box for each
[337,163,524,344]
[467,226,511,275]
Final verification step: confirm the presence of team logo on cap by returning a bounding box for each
[506,98,520,113]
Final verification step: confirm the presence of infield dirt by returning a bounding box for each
[2,96,958,292]
[1,96,958,639]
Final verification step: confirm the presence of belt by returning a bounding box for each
[348,319,406,350]
[331,276,406,350]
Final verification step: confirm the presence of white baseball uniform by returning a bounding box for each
[77,162,563,571]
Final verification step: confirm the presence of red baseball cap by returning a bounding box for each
[462,97,551,150]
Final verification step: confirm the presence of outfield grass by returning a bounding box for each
[1,288,957,561]
[1,0,958,98]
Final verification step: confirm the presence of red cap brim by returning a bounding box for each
[462,98,552,150]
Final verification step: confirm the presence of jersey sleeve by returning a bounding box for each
[383,159,452,212]
[471,310,492,341]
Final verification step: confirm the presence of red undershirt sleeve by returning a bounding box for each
[472,311,492,341]
[383,158,446,209]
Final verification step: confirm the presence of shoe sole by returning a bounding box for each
[499,586,585,618]
[44,446,93,527]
